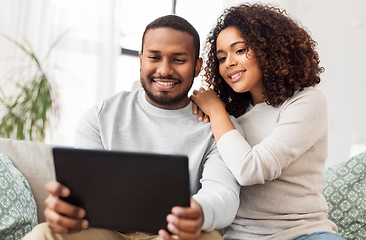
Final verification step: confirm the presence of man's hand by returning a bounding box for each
[158,198,203,240]
[44,181,89,234]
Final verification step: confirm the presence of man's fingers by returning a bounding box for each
[45,181,70,197]
[45,194,86,219]
[162,199,203,240]
[158,229,174,240]
[46,220,70,234]
[45,208,88,234]
[167,222,201,240]
[171,199,202,219]
[158,230,181,240]
[167,214,201,233]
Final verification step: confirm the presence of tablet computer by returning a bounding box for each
[52,147,190,234]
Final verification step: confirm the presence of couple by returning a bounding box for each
[23,3,345,240]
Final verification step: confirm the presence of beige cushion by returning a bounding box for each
[0,138,55,223]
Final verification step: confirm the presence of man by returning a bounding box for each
[22,15,240,240]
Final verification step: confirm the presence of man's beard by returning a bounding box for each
[140,77,192,107]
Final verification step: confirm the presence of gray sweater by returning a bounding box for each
[217,88,338,239]
[74,89,241,232]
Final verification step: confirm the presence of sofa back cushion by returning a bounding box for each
[0,138,55,223]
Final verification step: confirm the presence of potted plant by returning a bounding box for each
[0,33,65,141]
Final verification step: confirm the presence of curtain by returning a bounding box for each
[0,0,120,145]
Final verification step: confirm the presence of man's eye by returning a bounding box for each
[149,56,160,61]
[174,59,186,63]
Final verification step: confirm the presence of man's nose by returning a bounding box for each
[157,59,174,76]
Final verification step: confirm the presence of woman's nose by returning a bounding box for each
[226,55,237,68]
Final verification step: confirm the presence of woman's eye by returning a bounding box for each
[218,57,226,63]
[236,48,246,54]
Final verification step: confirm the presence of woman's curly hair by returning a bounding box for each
[203,3,324,117]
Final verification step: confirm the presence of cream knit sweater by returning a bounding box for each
[217,88,338,239]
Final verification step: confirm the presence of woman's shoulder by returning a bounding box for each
[284,87,327,106]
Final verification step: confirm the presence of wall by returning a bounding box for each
[226,0,366,167]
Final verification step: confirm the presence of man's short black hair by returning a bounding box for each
[141,15,200,60]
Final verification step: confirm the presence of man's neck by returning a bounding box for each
[144,93,190,110]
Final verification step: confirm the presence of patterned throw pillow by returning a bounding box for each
[323,151,366,240]
[0,153,38,240]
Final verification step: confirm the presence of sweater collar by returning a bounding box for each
[137,89,192,117]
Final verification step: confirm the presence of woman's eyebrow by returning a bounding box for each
[216,41,246,55]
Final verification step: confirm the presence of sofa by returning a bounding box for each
[0,137,56,225]
[0,137,365,240]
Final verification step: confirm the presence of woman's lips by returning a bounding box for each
[229,71,245,83]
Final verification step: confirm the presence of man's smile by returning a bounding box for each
[154,80,176,86]
[150,76,181,91]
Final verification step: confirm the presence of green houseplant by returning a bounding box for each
[0,33,65,141]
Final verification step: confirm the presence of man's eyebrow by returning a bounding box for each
[147,50,160,54]
[216,41,246,55]
[172,52,189,56]
[146,49,189,56]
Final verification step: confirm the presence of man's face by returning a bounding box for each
[139,27,202,110]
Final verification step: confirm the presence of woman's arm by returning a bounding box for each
[193,88,328,186]
[216,89,328,186]
[191,88,235,142]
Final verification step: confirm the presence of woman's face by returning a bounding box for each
[216,27,265,105]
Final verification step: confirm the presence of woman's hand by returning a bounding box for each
[191,88,226,117]
[191,87,235,142]
[192,101,210,122]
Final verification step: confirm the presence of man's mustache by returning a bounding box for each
[151,76,181,82]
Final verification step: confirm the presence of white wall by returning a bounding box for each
[278,0,366,167]
[226,0,366,167]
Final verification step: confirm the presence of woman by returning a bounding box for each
[191,3,345,240]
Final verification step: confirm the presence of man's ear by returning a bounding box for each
[195,58,203,77]
[139,51,142,65]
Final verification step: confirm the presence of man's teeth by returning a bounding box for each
[156,81,175,86]
[231,71,245,79]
